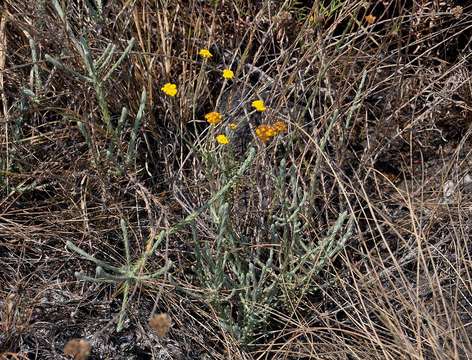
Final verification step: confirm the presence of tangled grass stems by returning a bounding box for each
[66,147,256,331]
[2,0,472,358]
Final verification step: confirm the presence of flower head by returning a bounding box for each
[216,134,230,144]
[199,49,213,59]
[222,69,234,80]
[365,14,376,25]
[161,83,177,97]
[251,99,266,112]
[451,6,463,18]
[255,124,276,143]
[309,14,325,26]
[228,122,238,130]
[64,338,91,360]
[273,120,287,134]
[149,313,172,337]
[205,111,222,125]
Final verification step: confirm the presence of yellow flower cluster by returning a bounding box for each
[223,69,234,80]
[273,120,288,133]
[162,49,236,98]
[251,100,266,112]
[216,134,229,144]
[255,124,276,143]
[199,49,213,58]
[161,83,177,97]
[205,111,222,125]
[255,121,287,143]
[161,47,290,147]
[365,14,376,25]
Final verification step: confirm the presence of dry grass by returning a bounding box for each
[1,0,472,359]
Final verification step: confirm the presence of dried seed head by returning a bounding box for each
[275,11,292,24]
[451,6,463,19]
[272,120,287,134]
[308,14,325,26]
[149,313,172,337]
[63,338,91,360]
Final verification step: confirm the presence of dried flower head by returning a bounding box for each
[273,120,287,134]
[275,11,293,25]
[365,14,376,25]
[149,313,172,337]
[228,123,238,130]
[161,83,177,97]
[205,111,222,125]
[251,100,266,112]
[64,338,91,360]
[309,14,325,26]
[216,134,230,144]
[255,124,276,143]
[222,69,234,80]
[199,49,213,58]
[451,6,463,18]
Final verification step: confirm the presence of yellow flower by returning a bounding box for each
[272,120,287,134]
[161,83,177,97]
[222,69,234,80]
[228,122,238,130]
[365,14,376,25]
[251,99,266,112]
[216,134,229,144]
[205,111,222,125]
[255,124,276,143]
[199,49,213,58]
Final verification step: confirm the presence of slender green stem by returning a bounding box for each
[66,240,124,273]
